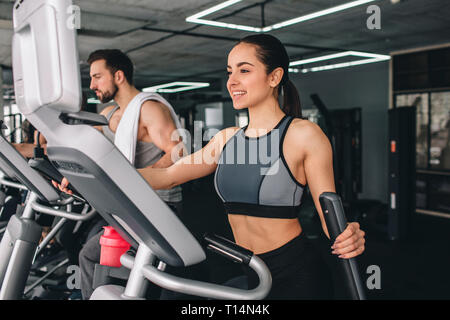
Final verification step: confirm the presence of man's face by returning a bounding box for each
[89,59,118,103]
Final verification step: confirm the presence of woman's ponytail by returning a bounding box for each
[281,80,302,118]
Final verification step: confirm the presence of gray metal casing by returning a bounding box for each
[0,134,59,202]
[12,0,81,115]
[12,0,206,267]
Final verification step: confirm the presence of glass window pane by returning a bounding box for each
[429,175,450,213]
[395,93,429,168]
[430,92,450,170]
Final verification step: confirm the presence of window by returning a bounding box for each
[430,92,450,170]
[395,93,429,168]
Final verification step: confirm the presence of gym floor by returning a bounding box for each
[356,213,450,300]
[180,174,450,300]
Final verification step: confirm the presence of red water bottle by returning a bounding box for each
[99,226,131,267]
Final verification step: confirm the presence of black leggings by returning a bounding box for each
[246,233,334,300]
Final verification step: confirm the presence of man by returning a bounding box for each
[71,49,185,299]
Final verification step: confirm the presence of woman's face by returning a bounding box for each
[227,43,276,110]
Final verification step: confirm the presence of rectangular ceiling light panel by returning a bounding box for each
[142,82,210,93]
[289,51,390,73]
[186,0,379,32]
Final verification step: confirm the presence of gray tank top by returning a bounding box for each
[103,105,182,203]
[214,115,305,218]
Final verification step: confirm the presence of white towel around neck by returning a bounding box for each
[114,92,183,165]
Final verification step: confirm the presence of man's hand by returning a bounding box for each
[51,177,73,195]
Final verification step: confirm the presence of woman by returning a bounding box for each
[60,34,365,299]
[141,34,365,299]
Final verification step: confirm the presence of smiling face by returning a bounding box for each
[89,59,118,103]
[227,43,282,111]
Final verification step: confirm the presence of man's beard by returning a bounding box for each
[99,84,118,103]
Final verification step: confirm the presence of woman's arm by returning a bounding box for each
[138,127,239,190]
[300,121,365,259]
[57,127,238,193]
[57,128,224,192]
[301,121,335,239]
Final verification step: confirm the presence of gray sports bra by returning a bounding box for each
[214,115,305,219]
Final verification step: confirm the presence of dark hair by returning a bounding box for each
[237,34,302,118]
[21,119,35,144]
[87,49,134,85]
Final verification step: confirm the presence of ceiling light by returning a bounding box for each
[290,51,390,66]
[186,0,379,32]
[300,57,389,73]
[289,51,390,73]
[142,82,210,93]
[87,98,101,104]
[185,0,260,32]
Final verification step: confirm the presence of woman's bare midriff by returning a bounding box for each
[228,214,302,255]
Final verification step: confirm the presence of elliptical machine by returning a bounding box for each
[0,120,97,299]
[10,0,365,300]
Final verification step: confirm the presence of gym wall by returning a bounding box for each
[294,61,390,203]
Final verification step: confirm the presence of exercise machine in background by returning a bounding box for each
[309,94,382,218]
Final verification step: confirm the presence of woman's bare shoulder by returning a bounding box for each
[286,118,331,149]
[289,118,324,137]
